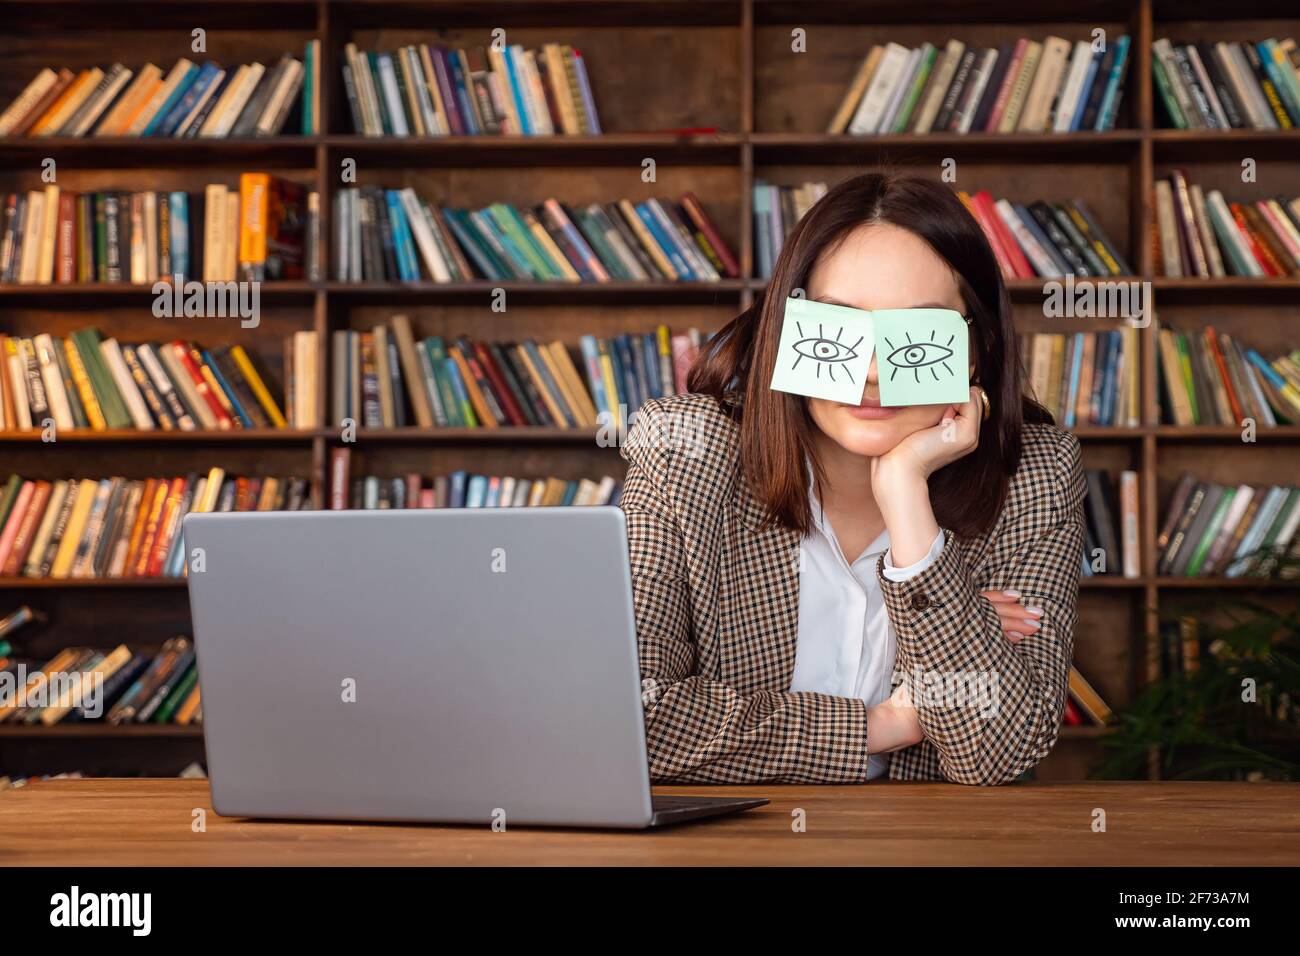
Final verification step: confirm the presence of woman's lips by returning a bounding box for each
[844,396,899,420]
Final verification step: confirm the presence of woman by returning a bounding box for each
[621,172,1086,785]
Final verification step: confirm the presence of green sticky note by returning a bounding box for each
[874,308,969,407]
[769,297,874,405]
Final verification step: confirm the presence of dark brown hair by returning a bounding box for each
[690,171,1052,537]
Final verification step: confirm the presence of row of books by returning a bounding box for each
[1022,329,1140,429]
[958,190,1133,280]
[1080,469,1141,579]
[0,637,201,727]
[1153,173,1300,278]
[330,316,702,431]
[753,182,1131,280]
[0,46,321,140]
[1157,473,1300,579]
[0,330,316,432]
[1153,37,1300,130]
[334,187,738,283]
[829,36,1130,136]
[0,471,312,581]
[1157,326,1300,427]
[328,457,621,510]
[343,41,600,137]
[1,177,317,285]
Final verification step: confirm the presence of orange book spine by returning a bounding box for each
[128,480,169,578]
[145,477,186,577]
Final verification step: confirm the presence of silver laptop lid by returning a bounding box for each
[184,506,653,828]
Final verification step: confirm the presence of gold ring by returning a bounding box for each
[976,386,990,422]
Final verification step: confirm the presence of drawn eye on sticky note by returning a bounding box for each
[873,308,970,407]
[769,297,874,405]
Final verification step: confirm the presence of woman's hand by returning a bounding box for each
[981,589,1045,644]
[869,387,983,567]
[866,682,924,755]
[871,386,983,495]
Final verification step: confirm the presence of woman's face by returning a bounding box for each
[804,222,970,458]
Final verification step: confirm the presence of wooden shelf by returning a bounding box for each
[0,578,187,589]
[0,136,318,170]
[0,724,202,739]
[0,428,314,443]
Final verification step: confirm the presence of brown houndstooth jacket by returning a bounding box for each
[620,392,1086,785]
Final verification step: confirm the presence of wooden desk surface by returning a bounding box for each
[2,779,1297,866]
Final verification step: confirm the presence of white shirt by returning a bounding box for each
[790,486,946,779]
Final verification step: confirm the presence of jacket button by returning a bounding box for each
[910,592,930,611]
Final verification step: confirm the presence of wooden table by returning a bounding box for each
[2,779,1297,865]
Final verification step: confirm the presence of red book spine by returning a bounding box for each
[329,447,350,510]
[472,342,527,426]
[679,191,740,278]
[55,191,77,283]
[1204,327,1245,424]
[171,341,233,430]
[965,194,1015,278]
[1229,203,1280,276]
[975,191,1032,278]
[145,477,186,577]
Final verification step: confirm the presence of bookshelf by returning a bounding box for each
[1,0,1297,781]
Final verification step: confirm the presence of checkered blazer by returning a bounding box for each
[620,392,1085,785]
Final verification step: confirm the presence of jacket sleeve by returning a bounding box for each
[877,431,1086,785]
[622,404,874,784]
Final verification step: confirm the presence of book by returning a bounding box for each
[343,40,602,136]
[1152,172,1300,279]
[333,187,736,284]
[0,51,312,139]
[1155,472,1300,579]
[0,329,301,432]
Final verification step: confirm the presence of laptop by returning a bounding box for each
[183,506,767,828]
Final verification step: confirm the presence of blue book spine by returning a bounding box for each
[559,481,579,507]
[642,333,663,399]
[478,207,538,278]
[635,202,693,279]
[156,63,219,137]
[1013,203,1068,276]
[446,49,479,135]
[579,335,609,418]
[1099,331,1120,425]
[504,46,531,135]
[752,183,772,279]
[1065,331,1084,427]
[443,356,476,427]
[572,50,601,134]
[449,470,468,508]
[142,64,200,136]
[1259,41,1300,125]
[614,335,642,413]
[522,340,576,427]
[1094,36,1130,131]
[384,190,417,281]
[466,474,487,507]
[202,349,253,427]
[1069,50,1103,131]
[441,208,498,280]
[168,192,189,279]
[549,205,601,281]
